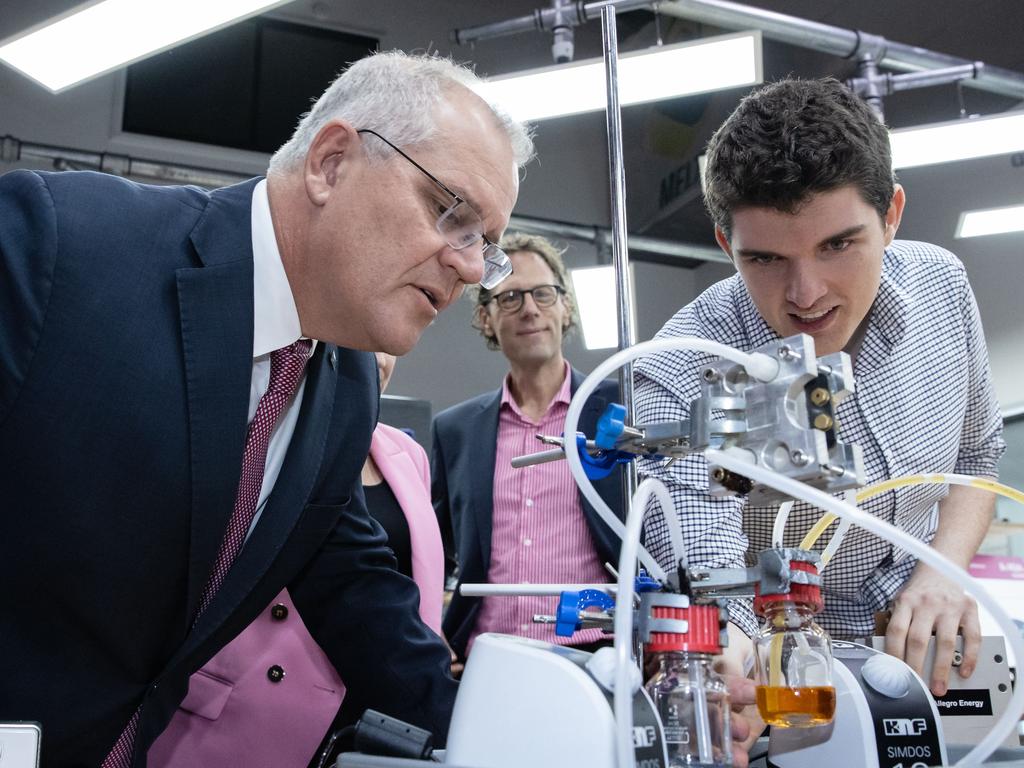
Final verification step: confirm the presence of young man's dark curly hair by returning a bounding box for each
[704,77,896,240]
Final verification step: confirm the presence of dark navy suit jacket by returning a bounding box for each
[431,370,624,659]
[0,170,455,768]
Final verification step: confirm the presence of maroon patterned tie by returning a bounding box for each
[101,339,314,768]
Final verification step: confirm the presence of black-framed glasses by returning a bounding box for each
[486,284,566,313]
[356,129,512,289]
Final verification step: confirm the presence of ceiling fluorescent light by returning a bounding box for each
[572,266,623,350]
[476,31,762,123]
[0,0,290,93]
[956,204,1024,239]
[890,111,1024,170]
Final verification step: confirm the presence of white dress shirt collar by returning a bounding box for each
[251,179,305,358]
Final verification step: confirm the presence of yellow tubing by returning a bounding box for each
[798,473,1024,557]
[768,621,785,686]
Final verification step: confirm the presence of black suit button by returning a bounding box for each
[270,603,289,621]
[267,665,285,683]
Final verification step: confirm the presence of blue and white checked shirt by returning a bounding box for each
[634,241,1006,638]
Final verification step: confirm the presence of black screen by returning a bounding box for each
[123,17,378,153]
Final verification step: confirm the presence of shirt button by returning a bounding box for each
[267,665,286,683]
[521,624,530,631]
[270,603,289,621]
[523,539,532,546]
[525,499,533,507]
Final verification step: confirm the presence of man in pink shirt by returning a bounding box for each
[431,233,623,664]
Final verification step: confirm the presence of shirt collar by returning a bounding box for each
[735,277,780,349]
[500,360,573,418]
[251,179,304,358]
[855,247,910,373]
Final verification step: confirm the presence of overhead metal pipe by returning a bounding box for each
[452,0,652,46]
[656,0,1024,100]
[867,62,983,95]
[508,214,729,264]
[0,135,250,188]
[453,0,1024,101]
[847,61,984,120]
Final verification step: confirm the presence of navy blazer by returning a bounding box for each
[431,370,624,659]
[0,170,455,768]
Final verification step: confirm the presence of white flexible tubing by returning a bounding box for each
[819,517,852,568]
[613,478,674,768]
[818,490,856,567]
[771,501,794,548]
[562,337,777,768]
[707,448,1024,768]
[562,336,780,586]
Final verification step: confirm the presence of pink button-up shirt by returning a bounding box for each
[468,363,610,652]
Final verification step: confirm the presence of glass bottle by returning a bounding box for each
[643,603,732,767]
[752,557,836,727]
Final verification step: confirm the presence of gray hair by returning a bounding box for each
[268,50,534,173]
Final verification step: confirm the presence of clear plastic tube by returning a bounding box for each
[613,477,673,768]
[562,336,777,768]
[771,501,794,548]
[707,449,1024,768]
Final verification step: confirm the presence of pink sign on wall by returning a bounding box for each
[969,553,1024,581]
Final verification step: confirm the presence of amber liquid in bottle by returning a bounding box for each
[756,685,836,727]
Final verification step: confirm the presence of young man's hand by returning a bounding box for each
[725,675,762,768]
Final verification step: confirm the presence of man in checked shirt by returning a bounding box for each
[634,78,1005,700]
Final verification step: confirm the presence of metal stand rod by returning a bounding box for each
[460,583,618,596]
[600,6,639,515]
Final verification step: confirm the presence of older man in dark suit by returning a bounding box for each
[0,51,532,767]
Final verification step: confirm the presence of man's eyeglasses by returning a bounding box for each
[356,129,512,290]
[485,284,566,313]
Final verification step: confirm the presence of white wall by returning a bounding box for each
[895,155,1024,414]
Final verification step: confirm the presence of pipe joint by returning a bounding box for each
[848,29,888,63]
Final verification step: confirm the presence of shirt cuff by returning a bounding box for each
[859,556,918,613]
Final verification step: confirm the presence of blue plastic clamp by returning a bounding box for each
[555,589,616,637]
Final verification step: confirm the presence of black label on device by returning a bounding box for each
[933,688,993,716]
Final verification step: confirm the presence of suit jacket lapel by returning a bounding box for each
[469,391,502,568]
[176,178,261,620]
[571,368,610,520]
[371,427,444,633]
[571,367,609,442]
[191,342,338,643]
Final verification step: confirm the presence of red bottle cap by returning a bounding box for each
[644,604,723,654]
[753,560,823,614]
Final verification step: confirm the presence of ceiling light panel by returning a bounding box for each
[0,0,291,93]
[956,204,1024,239]
[476,31,762,123]
[890,111,1024,170]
